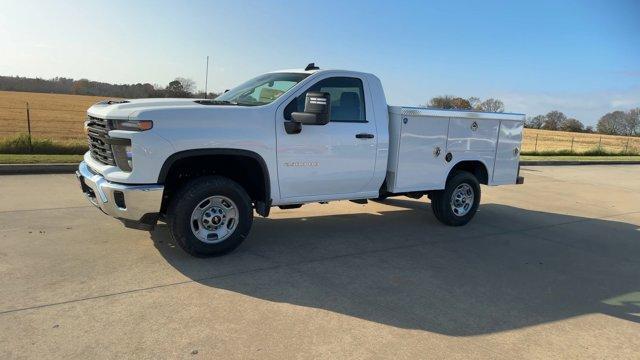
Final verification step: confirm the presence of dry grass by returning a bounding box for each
[523,128,640,153]
[0,153,84,164]
[0,90,112,140]
[1,91,639,154]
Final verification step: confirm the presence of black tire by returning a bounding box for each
[431,170,480,226]
[167,176,253,257]
[371,194,389,202]
[429,191,444,222]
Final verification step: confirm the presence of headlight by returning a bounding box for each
[112,120,153,131]
[125,145,133,169]
[110,139,133,172]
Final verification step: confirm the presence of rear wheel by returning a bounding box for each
[431,171,480,226]
[167,176,253,257]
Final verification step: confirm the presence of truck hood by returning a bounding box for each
[87,98,214,119]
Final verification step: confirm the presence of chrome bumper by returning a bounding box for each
[76,161,164,229]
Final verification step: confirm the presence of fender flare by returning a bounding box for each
[446,159,490,184]
[157,148,271,204]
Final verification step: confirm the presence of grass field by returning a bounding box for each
[0,154,84,164]
[520,155,640,162]
[0,90,113,140]
[523,128,640,153]
[1,90,639,154]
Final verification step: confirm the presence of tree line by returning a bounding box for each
[1,77,637,137]
[0,75,218,99]
[427,95,640,137]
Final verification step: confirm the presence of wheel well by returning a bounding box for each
[159,151,269,214]
[448,160,489,185]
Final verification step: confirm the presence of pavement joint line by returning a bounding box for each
[520,226,640,265]
[0,205,93,215]
[1,209,638,317]
[518,176,639,192]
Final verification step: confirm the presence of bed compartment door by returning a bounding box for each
[492,120,523,184]
[392,115,449,192]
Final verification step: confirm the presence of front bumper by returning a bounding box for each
[76,161,164,230]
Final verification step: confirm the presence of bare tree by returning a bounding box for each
[525,115,545,129]
[427,95,472,110]
[597,111,626,135]
[174,77,196,93]
[467,97,481,109]
[559,118,584,132]
[624,108,640,136]
[163,78,197,98]
[542,111,567,130]
[476,98,504,113]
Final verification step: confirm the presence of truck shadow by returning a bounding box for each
[150,199,640,336]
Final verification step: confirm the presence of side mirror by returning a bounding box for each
[291,92,331,125]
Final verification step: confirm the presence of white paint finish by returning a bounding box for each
[82,68,524,210]
[386,112,449,193]
[84,130,176,184]
[364,74,390,194]
[446,117,500,153]
[385,107,521,193]
[492,120,524,185]
[389,106,526,121]
[445,153,496,185]
[274,71,378,200]
[275,121,378,198]
[148,105,282,200]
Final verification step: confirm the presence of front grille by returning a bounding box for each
[86,116,116,166]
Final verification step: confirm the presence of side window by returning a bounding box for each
[284,77,366,122]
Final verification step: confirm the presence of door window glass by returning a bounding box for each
[285,77,366,122]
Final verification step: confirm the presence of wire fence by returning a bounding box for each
[1,102,639,154]
[0,104,87,141]
[522,129,640,154]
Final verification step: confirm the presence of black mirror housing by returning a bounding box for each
[291,92,331,125]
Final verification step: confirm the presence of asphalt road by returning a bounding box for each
[1,166,639,359]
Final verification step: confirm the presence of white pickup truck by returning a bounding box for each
[77,64,524,256]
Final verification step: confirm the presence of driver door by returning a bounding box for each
[275,76,378,200]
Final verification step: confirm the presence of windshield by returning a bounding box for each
[215,72,309,106]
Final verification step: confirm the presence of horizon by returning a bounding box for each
[1,0,638,125]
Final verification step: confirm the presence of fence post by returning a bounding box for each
[570,137,574,152]
[26,102,32,153]
[625,137,630,153]
[534,134,538,152]
[598,136,602,150]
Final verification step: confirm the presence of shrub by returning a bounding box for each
[522,147,639,156]
[0,134,87,154]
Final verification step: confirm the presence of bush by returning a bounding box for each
[0,134,87,154]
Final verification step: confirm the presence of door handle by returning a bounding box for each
[355,133,375,139]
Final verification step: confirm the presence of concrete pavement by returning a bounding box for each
[0,166,639,359]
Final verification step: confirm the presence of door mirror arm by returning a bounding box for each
[284,120,302,134]
[291,112,321,125]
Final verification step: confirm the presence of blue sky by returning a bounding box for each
[1,0,638,125]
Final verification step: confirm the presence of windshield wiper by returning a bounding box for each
[194,99,238,106]
[234,101,262,106]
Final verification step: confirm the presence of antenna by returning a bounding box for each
[204,56,209,99]
[305,63,319,71]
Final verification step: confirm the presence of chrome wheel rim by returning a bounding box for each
[190,195,239,243]
[450,183,474,217]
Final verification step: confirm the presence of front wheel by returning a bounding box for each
[167,176,253,257]
[431,171,480,226]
